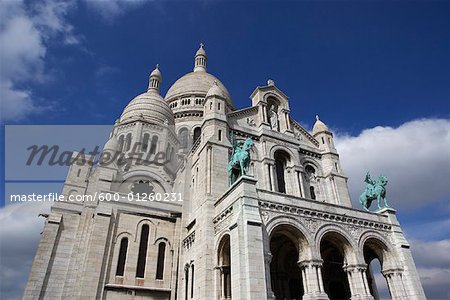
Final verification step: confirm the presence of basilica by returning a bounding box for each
[24,45,425,300]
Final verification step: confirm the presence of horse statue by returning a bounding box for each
[227,137,254,186]
[359,172,390,211]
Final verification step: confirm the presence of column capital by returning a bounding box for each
[297,259,324,268]
[343,263,368,273]
[382,267,404,277]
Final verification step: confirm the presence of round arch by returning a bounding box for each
[265,215,313,248]
[114,231,133,243]
[315,224,358,261]
[300,157,323,177]
[269,145,297,166]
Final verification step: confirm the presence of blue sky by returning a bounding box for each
[1,0,449,299]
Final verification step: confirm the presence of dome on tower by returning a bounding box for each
[206,81,225,99]
[103,136,119,152]
[120,66,174,125]
[312,115,330,135]
[164,44,233,108]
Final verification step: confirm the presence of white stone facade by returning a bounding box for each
[24,46,425,300]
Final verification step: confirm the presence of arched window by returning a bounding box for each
[156,242,166,280]
[274,151,289,194]
[305,165,317,200]
[125,133,132,151]
[193,127,201,144]
[179,128,189,149]
[150,136,158,154]
[142,133,150,152]
[118,135,124,152]
[136,224,149,278]
[218,235,231,299]
[116,237,128,276]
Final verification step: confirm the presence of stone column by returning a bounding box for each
[299,171,306,198]
[298,260,329,300]
[295,170,302,197]
[264,163,272,191]
[269,163,276,192]
[383,269,407,300]
[344,264,374,300]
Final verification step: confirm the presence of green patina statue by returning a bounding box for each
[359,172,390,211]
[227,135,254,186]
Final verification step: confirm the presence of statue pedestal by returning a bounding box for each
[377,207,396,214]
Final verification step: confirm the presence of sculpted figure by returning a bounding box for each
[359,172,390,211]
[269,105,278,131]
[227,137,254,186]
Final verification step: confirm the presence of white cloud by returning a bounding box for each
[83,0,148,22]
[411,238,450,298]
[0,0,78,122]
[335,118,450,211]
[0,201,52,300]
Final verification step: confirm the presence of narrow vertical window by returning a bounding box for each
[156,242,166,280]
[116,238,128,276]
[118,135,124,152]
[193,127,201,143]
[125,133,132,151]
[142,133,150,152]
[185,266,189,300]
[76,169,81,177]
[322,137,325,144]
[218,130,222,141]
[150,136,158,154]
[218,102,221,110]
[136,224,149,278]
[190,264,194,298]
[310,186,316,200]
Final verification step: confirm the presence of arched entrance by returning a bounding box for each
[320,232,352,300]
[270,225,306,300]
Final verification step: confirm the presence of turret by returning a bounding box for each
[193,43,207,72]
[313,115,336,153]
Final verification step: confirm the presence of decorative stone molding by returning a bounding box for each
[289,118,319,147]
[213,206,233,234]
[227,106,258,119]
[259,200,392,232]
[303,218,321,233]
[347,225,363,240]
[299,147,322,159]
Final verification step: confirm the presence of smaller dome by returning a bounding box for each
[103,136,119,152]
[120,92,175,125]
[206,81,225,99]
[312,115,330,135]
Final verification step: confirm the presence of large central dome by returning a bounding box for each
[165,71,231,103]
[164,44,233,109]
